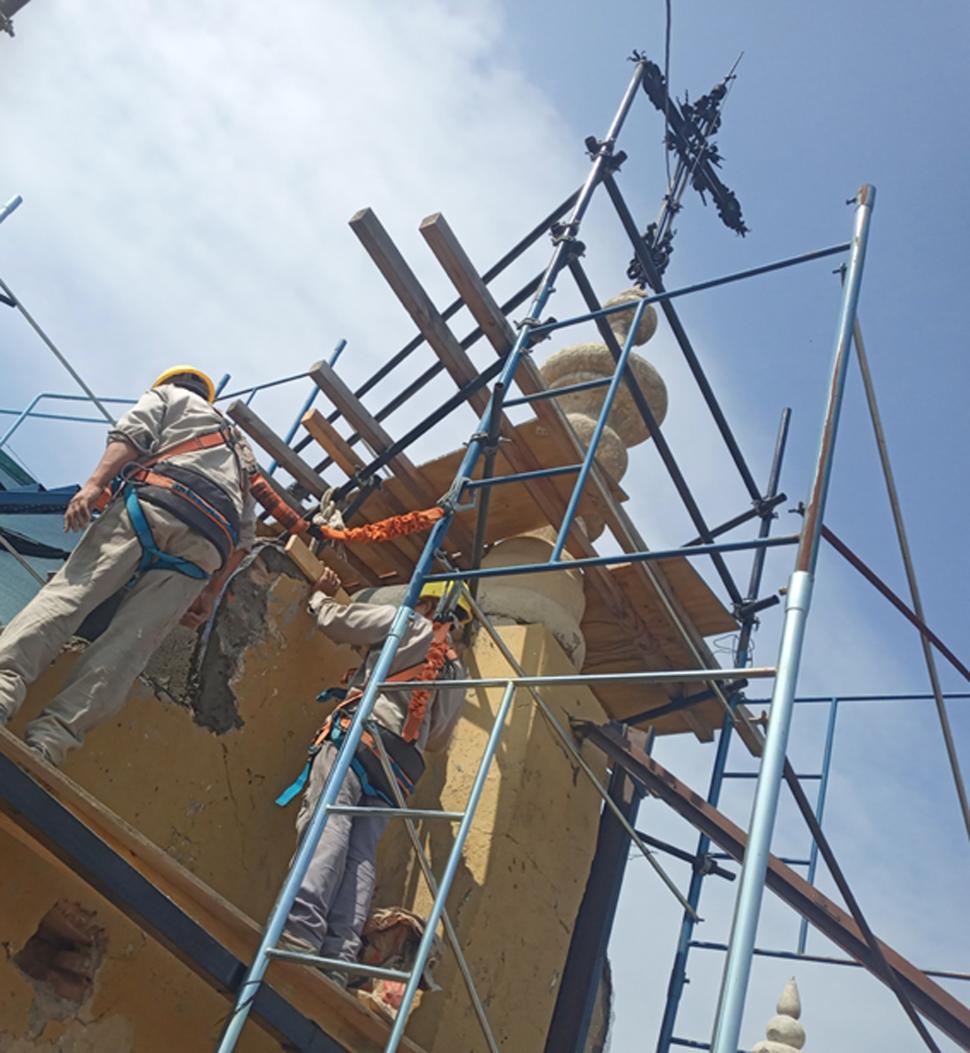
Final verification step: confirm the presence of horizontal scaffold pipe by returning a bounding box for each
[423,533,800,582]
[377,667,774,691]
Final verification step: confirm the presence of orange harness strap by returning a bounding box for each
[95,430,234,514]
[313,621,456,747]
[248,474,445,546]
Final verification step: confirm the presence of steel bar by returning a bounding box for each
[723,772,820,781]
[532,242,851,338]
[601,171,762,503]
[0,280,115,425]
[378,667,773,691]
[267,340,345,477]
[681,493,787,548]
[369,726,501,1053]
[325,805,463,820]
[632,830,736,881]
[779,751,942,1051]
[566,257,744,605]
[468,383,504,603]
[822,526,970,683]
[0,529,46,584]
[384,682,517,1053]
[503,375,611,407]
[850,317,970,835]
[583,721,970,1049]
[689,941,970,983]
[750,691,970,705]
[710,187,875,1053]
[456,581,699,918]
[464,462,582,489]
[423,534,798,583]
[0,193,23,225]
[797,698,838,954]
[304,273,541,473]
[215,60,652,1053]
[621,687,727,730]
[264,948,410,981]
[852,315,970,816]
[551,297,650,559]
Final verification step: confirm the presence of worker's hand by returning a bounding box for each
[312,566,342,597]
[180,593,215,631]
[64,482,102,533]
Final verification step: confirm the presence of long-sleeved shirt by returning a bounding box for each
[108,385,257,548]
[309,593,467,753]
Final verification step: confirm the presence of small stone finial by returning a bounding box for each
[752,977,806,1053]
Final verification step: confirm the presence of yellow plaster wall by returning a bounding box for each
[0,829,276,1053]
[2,559,610,1053]
[375,624,609,1053]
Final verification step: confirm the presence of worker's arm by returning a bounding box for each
[307,567,399,646]
[424,657,467,752]
[64,438,140,532]
[179,546,249,631]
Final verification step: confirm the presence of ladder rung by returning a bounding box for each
[464,463,582,490]
[266,947,411,981]
[503,375,611,407]
[326,804,464,820]
[722,772,822,780]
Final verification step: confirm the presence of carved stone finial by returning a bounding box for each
[752,977,806,1053]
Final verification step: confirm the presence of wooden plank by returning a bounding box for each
[419,212,518,355]
[0,730,419,1053]
[584,723,970,1051]
[284,535,323,583]
[302,409,425,568]
[227,400,329,497]
[351,208,490,417]
[309,360,432,503]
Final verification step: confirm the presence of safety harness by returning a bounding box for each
[97,429,244,583]
[276,620,457,807]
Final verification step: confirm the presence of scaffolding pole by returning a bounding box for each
[709,186,875,1053]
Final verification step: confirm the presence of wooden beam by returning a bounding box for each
[419,216,735,730]
[309,360,433,503]
[419,212,518,355]
[351,208,489,417]
[226,400,329,498]
[302,409,424,570]
[581,722,970,1050]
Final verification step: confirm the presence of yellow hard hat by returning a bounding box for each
[152,365,217,403]
[419,580,472,623]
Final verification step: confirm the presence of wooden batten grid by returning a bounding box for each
[226,204,740,738]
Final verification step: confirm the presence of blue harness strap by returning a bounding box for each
[124,484,210,584]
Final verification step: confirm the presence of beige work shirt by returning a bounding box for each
[108,385,257,548]
[309,594,467,753]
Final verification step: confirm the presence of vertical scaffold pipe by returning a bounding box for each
[709,185,875,1053]
[212,58,648,1053]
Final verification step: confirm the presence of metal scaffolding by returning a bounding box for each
[4,51,966,1053]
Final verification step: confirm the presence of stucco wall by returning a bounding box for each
[1,553,609,1052]
[375,624,609,1053]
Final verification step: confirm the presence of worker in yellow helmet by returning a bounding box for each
[275,566,470,983]
[0,366,258,766]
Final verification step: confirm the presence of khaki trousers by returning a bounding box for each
[0,497,221,764]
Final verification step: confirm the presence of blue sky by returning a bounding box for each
[2,2,968,1050]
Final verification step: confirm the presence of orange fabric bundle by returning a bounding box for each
[315,505,445,543]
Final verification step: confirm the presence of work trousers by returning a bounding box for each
[285,743,388,963]
[0,498,220,765]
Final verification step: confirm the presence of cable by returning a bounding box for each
[662,0,673,191]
